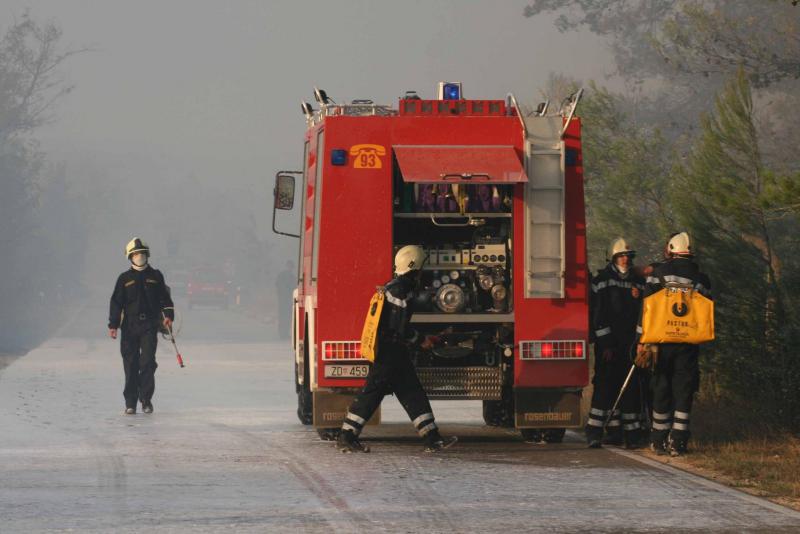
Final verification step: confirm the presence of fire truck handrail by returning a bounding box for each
[429,214,486,227]
[507,92,527,138]
[560,88,584,138]
[394,212,511,219]
[322,103,397,118]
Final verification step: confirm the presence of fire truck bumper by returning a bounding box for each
[312,390,381,428]
[514,387,583,428]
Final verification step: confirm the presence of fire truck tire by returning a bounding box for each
[543,428,566,443]
[317,428,341,441]
[296,320,313,425]
[520,429,543,442]
[482,400,514,427]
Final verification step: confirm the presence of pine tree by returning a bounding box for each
[675,68,800,430]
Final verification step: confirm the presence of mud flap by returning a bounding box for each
[514,388,582,428]
[312,391,381,428]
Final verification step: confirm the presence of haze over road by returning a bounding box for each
[1,299,799,533]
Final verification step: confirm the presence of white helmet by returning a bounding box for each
[394,245,426,275]
[125,237,150,259]
[667,232,693,256]
[607,237,634,261]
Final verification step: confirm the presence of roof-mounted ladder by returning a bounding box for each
[523,115,566,299]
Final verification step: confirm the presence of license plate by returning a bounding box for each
[324,364,370,378]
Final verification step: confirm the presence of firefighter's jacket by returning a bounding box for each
[591,263,644,351]
[637,256,712,339]
[109,266,175,332]
[377,274,420,347]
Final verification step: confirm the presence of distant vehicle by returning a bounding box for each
[168,269,191,297]
[187,268,229,309]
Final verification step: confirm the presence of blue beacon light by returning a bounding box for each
[443,83,461,100]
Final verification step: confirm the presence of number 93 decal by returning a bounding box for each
[350,144,385,169]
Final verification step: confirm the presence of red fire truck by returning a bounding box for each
[273,83,587,441]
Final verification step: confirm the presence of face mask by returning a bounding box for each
[131,253,148,268]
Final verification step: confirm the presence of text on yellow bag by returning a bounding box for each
[640,284,714,344]
[360,288,385,362]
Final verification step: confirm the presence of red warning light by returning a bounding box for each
[540,343,554,358]
[573,343,583,357]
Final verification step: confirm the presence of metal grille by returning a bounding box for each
[321,341,365,361]
[519,340,585,361]
[416,367,502,400]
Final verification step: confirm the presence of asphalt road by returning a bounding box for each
[1,299,799,533]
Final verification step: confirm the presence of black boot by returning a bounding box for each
[624,429,646,449]
[603,428,623,446]
[650,430,669,456]
[585,424,603,449]
[668,433,689,457]
[423,430,458,452]
[336,430,370,453]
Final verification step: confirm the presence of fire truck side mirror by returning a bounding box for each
[275,174,296,210]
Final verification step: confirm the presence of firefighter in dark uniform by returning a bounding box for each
[586,238,646,449]
[108,238,175,414]
[639,232,711,456]
[336,245,458,453]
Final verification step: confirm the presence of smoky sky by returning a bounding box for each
[3,0,615,281]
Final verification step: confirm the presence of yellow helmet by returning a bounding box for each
[667,232,693,256]
[394,245,426,275]
[125,237,150,259]
[607,237,634,261]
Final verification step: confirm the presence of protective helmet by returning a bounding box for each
[125,237,150,259]
[394,245,426,275]
[607,237,635,261]
[667,232,693,256]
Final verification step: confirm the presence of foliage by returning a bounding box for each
[0,14,85,350]
[674,69,800,428]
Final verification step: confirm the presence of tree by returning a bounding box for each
[0,14,84,348]
[674,69,800,429]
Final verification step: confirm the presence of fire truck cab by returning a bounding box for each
[273,83,588,441]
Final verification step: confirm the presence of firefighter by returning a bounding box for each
[108,238,175,414]
[585,238,646,449]
[336,245,458,453]
[639,232,712,456]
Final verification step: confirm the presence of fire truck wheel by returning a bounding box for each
[317,428,341,441]
[296,324,313,425]
[543,428,566,443]
[520,429,544,443]
[482,400,514,427]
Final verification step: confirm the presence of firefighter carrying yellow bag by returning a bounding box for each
[360,287,385,362]
[640,281,714,344]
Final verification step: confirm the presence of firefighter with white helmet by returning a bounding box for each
[108,238,175,414]
[586,238,647,449]
[638,232,712,456]
[337,245,458,453]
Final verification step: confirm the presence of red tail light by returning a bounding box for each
[322,341,364,360]
[520,340,587,360]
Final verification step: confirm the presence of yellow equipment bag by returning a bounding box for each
[640,282,714,344]
[360,287,385,362]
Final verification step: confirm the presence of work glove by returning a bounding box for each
[635,343,658,369]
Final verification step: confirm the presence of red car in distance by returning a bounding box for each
[187,268,230,309]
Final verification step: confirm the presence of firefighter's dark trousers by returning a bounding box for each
[342,341,437,438]
[120,327,158,408]
[586,343,642,441]
[650,344,699,447]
